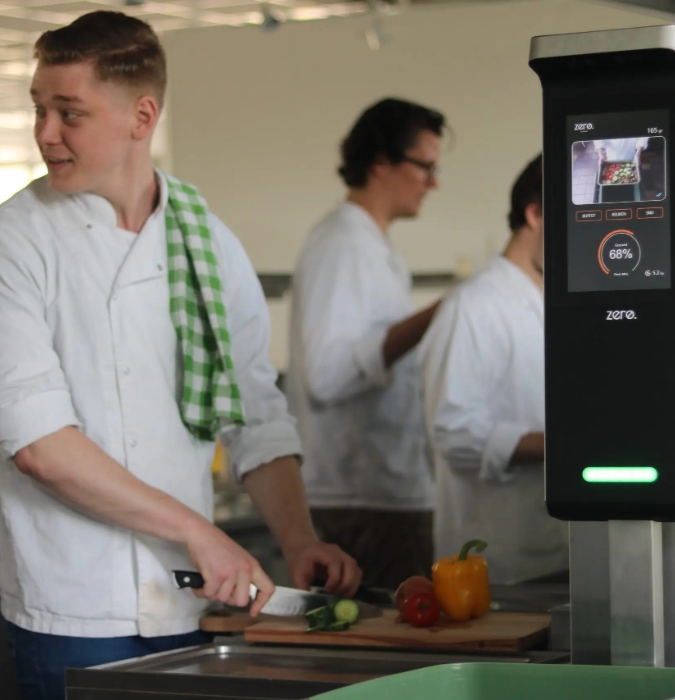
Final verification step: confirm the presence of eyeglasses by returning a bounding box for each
[401,156,440,181]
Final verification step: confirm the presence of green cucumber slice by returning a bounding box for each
[333,599,360,624]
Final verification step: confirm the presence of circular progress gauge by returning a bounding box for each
[598,230,641,276]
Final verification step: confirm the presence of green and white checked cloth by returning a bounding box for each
[165,174,245,441]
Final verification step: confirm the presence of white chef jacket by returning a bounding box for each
[0,174,301,638]
[286,201,433,511]
[594,138,649,162]
[420,256,568,584]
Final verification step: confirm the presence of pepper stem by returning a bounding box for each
[457,539,488,561]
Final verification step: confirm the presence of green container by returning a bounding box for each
[311,663,675,700]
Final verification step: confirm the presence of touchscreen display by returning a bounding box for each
[567,110,670,293]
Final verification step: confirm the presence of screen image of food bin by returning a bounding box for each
[571,135,666,205]
[599,161,639,185]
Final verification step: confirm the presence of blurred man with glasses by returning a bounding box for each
[287,98,447,589]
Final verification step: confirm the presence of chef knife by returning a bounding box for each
[172,570,382,618]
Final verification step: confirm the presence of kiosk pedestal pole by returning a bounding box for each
[570,521,666,666]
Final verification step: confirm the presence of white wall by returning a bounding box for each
[164,0,665,368]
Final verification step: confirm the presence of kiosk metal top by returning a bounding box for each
[530,25,675,62]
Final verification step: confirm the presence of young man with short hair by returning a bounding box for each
[420,155,569,585]
[0,12,360,700]
[286,98,446,590]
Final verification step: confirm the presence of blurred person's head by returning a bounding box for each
[31,11,165,196]
[506,154,543,274]
[339,98,446,222]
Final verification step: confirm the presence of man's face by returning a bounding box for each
[31,61,138,196]
[384,129,441,219]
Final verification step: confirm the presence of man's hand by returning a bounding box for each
[509,431,545,467]
[596,146,607,163]
[635,146,645,168]
[184,520,275,616]
[284,541,362,597]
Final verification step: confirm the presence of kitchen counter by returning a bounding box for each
[66,636,569,700]
[491,578,569,614]
[65,578,570,700]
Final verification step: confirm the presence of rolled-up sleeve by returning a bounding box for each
[425,297,525,483]
[209,215,302,480]
[0,232,80,459]
[296,235,393,405]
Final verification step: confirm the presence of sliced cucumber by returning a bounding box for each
[305,605,334,629]
[326,620,352,631]
[304,599,360,633]
[333,599,360,624]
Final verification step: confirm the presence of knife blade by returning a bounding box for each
[172,570,382,619]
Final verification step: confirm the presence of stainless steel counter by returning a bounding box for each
[63,576,570,700]
[66,638,569,700]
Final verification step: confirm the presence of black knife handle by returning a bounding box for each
[173,570,205,589]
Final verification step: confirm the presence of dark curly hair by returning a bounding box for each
[338,98,446,188]
[508,154,542,232]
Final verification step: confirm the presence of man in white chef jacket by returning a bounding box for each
[594,137,649,165]
[287,98,446,589]
[420,155,568,585]
[0,12,360,700]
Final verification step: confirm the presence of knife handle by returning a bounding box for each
[173,571,259,601]
[173,570,205,589]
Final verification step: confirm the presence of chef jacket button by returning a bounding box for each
[130,439,137,448]
[123,366,131,375]
[86,224,93,230]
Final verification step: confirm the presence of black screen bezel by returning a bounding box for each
[545,87,675,311]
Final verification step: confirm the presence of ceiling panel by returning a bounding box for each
[0,0,513,172]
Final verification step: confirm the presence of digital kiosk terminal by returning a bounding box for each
[529,26,675,667]
[530,26,675,522]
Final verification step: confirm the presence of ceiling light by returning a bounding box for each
[261,5,283,31]
[365,18,387,51]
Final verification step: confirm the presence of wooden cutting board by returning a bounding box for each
[241,609,550,652]
[200,609,275,633]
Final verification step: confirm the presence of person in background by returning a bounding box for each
[594,137,649,167]
[286,98,446,590]
[420,154,568,585]
[0,12,360,700]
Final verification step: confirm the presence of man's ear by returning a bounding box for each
[369,156,391,183]
[132,95,160,141]
[524,201,542,230]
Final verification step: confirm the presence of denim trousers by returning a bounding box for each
[5,621,213,700]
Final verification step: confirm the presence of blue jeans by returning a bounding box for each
[5,622,213,700]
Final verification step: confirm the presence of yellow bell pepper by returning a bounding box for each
[432,540,491,622]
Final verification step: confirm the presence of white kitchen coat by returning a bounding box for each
[594,138,649,162]
[420,256,568,584]
[286,201,433,511]
[0,174,301,637]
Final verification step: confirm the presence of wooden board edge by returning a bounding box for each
[243,625,551,653]
[201,618,257,633]
[514,622,550,652]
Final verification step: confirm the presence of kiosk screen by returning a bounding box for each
[567,109,670,293]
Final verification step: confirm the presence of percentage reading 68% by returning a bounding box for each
[609,248,633,260]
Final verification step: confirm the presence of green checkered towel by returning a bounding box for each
[165,174,245,441]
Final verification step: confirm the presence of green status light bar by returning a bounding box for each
[582,467,659,483]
